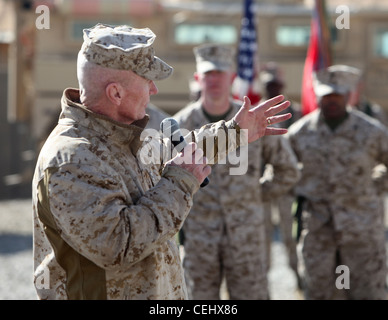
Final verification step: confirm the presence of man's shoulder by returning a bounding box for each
[287,110,318,135]
[39,124,111,169]
[173,100,203,121]
[351,108,388,133]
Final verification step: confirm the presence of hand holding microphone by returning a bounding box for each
[161,118,210,188]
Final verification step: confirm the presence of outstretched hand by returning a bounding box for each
[234,95,291,143]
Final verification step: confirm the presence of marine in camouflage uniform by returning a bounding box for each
[32,24,242,300]
[287,65,388,300]
[32,24,292,300]
[174,44,300,300]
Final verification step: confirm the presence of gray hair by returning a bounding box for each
[77,51,132,106]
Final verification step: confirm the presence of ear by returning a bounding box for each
[106,82,124,106]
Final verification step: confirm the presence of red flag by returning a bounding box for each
[301,0,332,115]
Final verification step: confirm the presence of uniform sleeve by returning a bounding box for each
[183,119,247,166]
[372,125,388,193]
[260,135,301,201]
[37,163,199,272]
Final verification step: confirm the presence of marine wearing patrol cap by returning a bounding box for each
[193,43,235,74]
[80,23,173,81]
[260,62,284,85]
[313,64,361,98]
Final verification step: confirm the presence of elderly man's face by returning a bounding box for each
[320,93,349,120]
[119,71,158,123]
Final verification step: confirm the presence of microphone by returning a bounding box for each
[160,118,209,188]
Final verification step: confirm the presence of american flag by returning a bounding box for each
[232,0,260,105]
[301,0,332,115]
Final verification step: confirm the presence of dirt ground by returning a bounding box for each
[1,197,386,300]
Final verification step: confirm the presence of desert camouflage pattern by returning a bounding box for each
[81,23,173,81]
[174,100,300,299]
[32,88,242,300]
[263,193,298,275]
[287,108,388,299]
[193,43,235,74]
[313,65,361,98]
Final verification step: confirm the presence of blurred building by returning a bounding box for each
[0,0,36,199]
[1,0,388,198]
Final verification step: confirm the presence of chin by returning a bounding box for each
[139,111,147,120]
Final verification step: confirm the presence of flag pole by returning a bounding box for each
[301,0,332,115]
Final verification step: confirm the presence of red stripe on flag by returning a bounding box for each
[301,19,319,115]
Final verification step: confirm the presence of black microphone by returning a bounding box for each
[160,118,209,188]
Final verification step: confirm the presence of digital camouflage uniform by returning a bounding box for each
[287,107,388,300]
[174,100,300,300]
[32,24,247,300]
[32,88,244,300]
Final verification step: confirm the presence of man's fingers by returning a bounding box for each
[265,127,289,136]
[202,164,211,177]
[234,96,252,119]
[173,142,197,165]
[252,94,285,112]
[194,148,206,165]
[242,96,252,110]
[266,113,292,126]
[180,142,209,165]
[264,100,291,117]
[181,142,197,156]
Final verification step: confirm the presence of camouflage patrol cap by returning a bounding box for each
[80,23,173,81]
[193,43,235,74]
[313,65,361,97]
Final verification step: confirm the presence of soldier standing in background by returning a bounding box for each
[259,62,302,127]
[259,62,302,290]
[287,65,388,300]
[174,44,300,300]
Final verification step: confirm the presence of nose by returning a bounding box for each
[150,81,158,95]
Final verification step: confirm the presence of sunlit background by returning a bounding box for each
[1,0,388,199]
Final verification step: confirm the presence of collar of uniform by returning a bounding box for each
[60,88,149,154]
[200,99,241,122]
[317,106,353,129]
